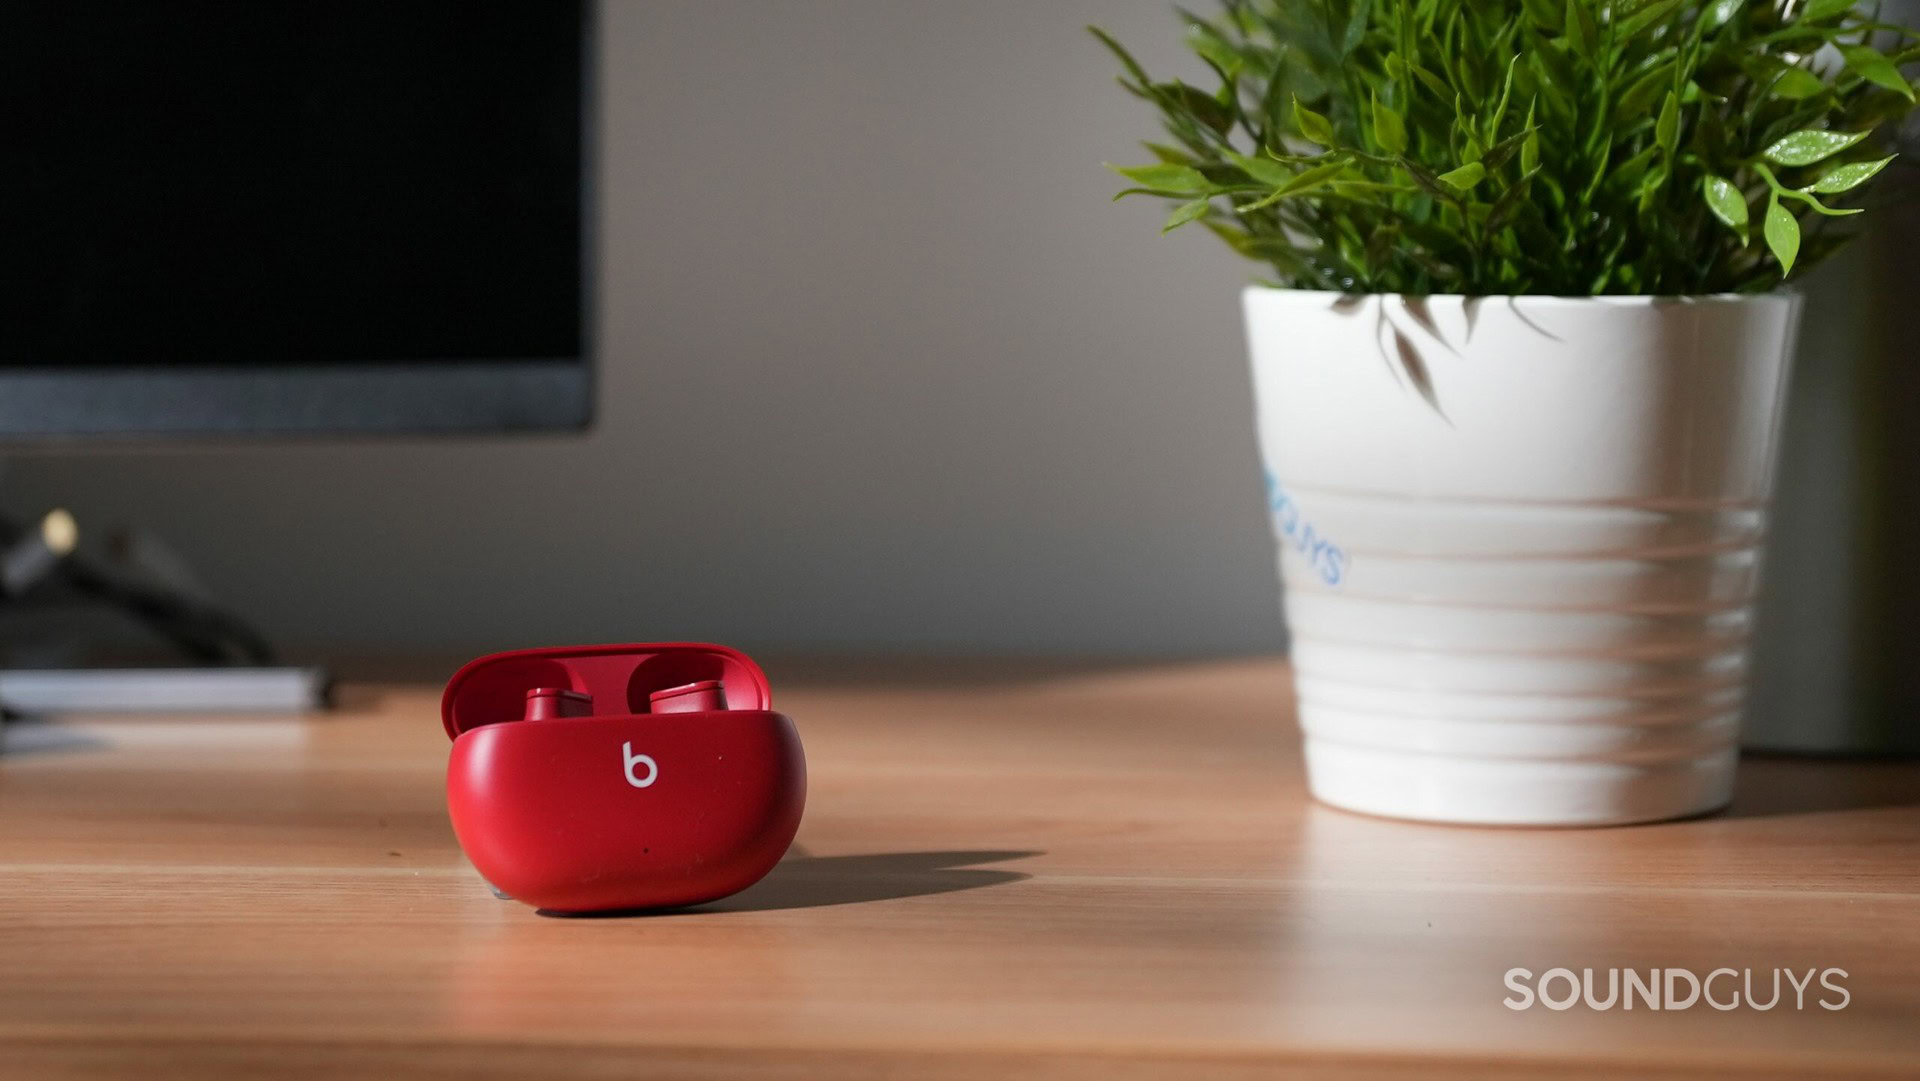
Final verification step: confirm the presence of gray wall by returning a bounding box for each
[4,1,1286,657]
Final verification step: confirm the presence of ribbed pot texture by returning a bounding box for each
[1245,289,1800,826]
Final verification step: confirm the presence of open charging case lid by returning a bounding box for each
[440,642,773,740]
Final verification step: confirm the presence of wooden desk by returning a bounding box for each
[2,659,1917,1080]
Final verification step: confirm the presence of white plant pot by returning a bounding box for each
[1245,288,1801,826]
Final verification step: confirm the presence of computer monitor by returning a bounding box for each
[0,0,593,438]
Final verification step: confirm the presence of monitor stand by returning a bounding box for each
[0,507,330,719]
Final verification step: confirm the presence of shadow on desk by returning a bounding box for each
[1724,752,1920,818]
[541,849,1037,919]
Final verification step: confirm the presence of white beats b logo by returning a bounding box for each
[622,741,658,788]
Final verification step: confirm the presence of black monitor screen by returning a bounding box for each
[0,1,585,369]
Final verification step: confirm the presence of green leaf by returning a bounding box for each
[1655,91,1679,156]
[1839,45,1916,101]
[1614,60,1677,126]
[1520,101,1540,175]
[1777,188,1864,216]
[1607,144,1660,193]
[1408,62,1452,102]
[1201,219,1257,258]
[1705,0,1745,27]
[1163,198,1213,233]
[1564,0,1598,57]
[1143,142,1196,165]
[1236,158,1353,210]
[1523,0,1565,33]
[1373,91,1408,154]
[1105,162,1208,193]
[1226,150,1294,188]
[1637,163,1669,213]
[1483,166,1542,233]
[1293,96,1338,147]
[1764,196,1800,275]
[1276,159,1353,195]
[1616,0,1682,40]
[1438,161,1486,190]
[1463,128,1487,164]
[1488,54,1519,140]
[1805,154,1895,193]
[1342,0,1374,55]
[1183,23,1243,80]
[1478,125,1538,173]
[1761,128,1872,166]
[1800,0,1857,20]
[1088,26,1154,89]
[1701,174,1749,242]
[1155,80,1233,134]
[1769,66,1828,100]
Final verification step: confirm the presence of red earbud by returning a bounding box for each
[649,679,727,714]
[523,686,594,720]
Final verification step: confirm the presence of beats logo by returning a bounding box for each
[622,742,658,788]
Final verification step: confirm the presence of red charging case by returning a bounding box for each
[441,643,805,913]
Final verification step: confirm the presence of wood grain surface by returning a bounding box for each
[1,658,1916,1080]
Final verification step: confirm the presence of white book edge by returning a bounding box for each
[0,667,331,715]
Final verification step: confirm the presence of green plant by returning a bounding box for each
[1095,0,1918,294]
